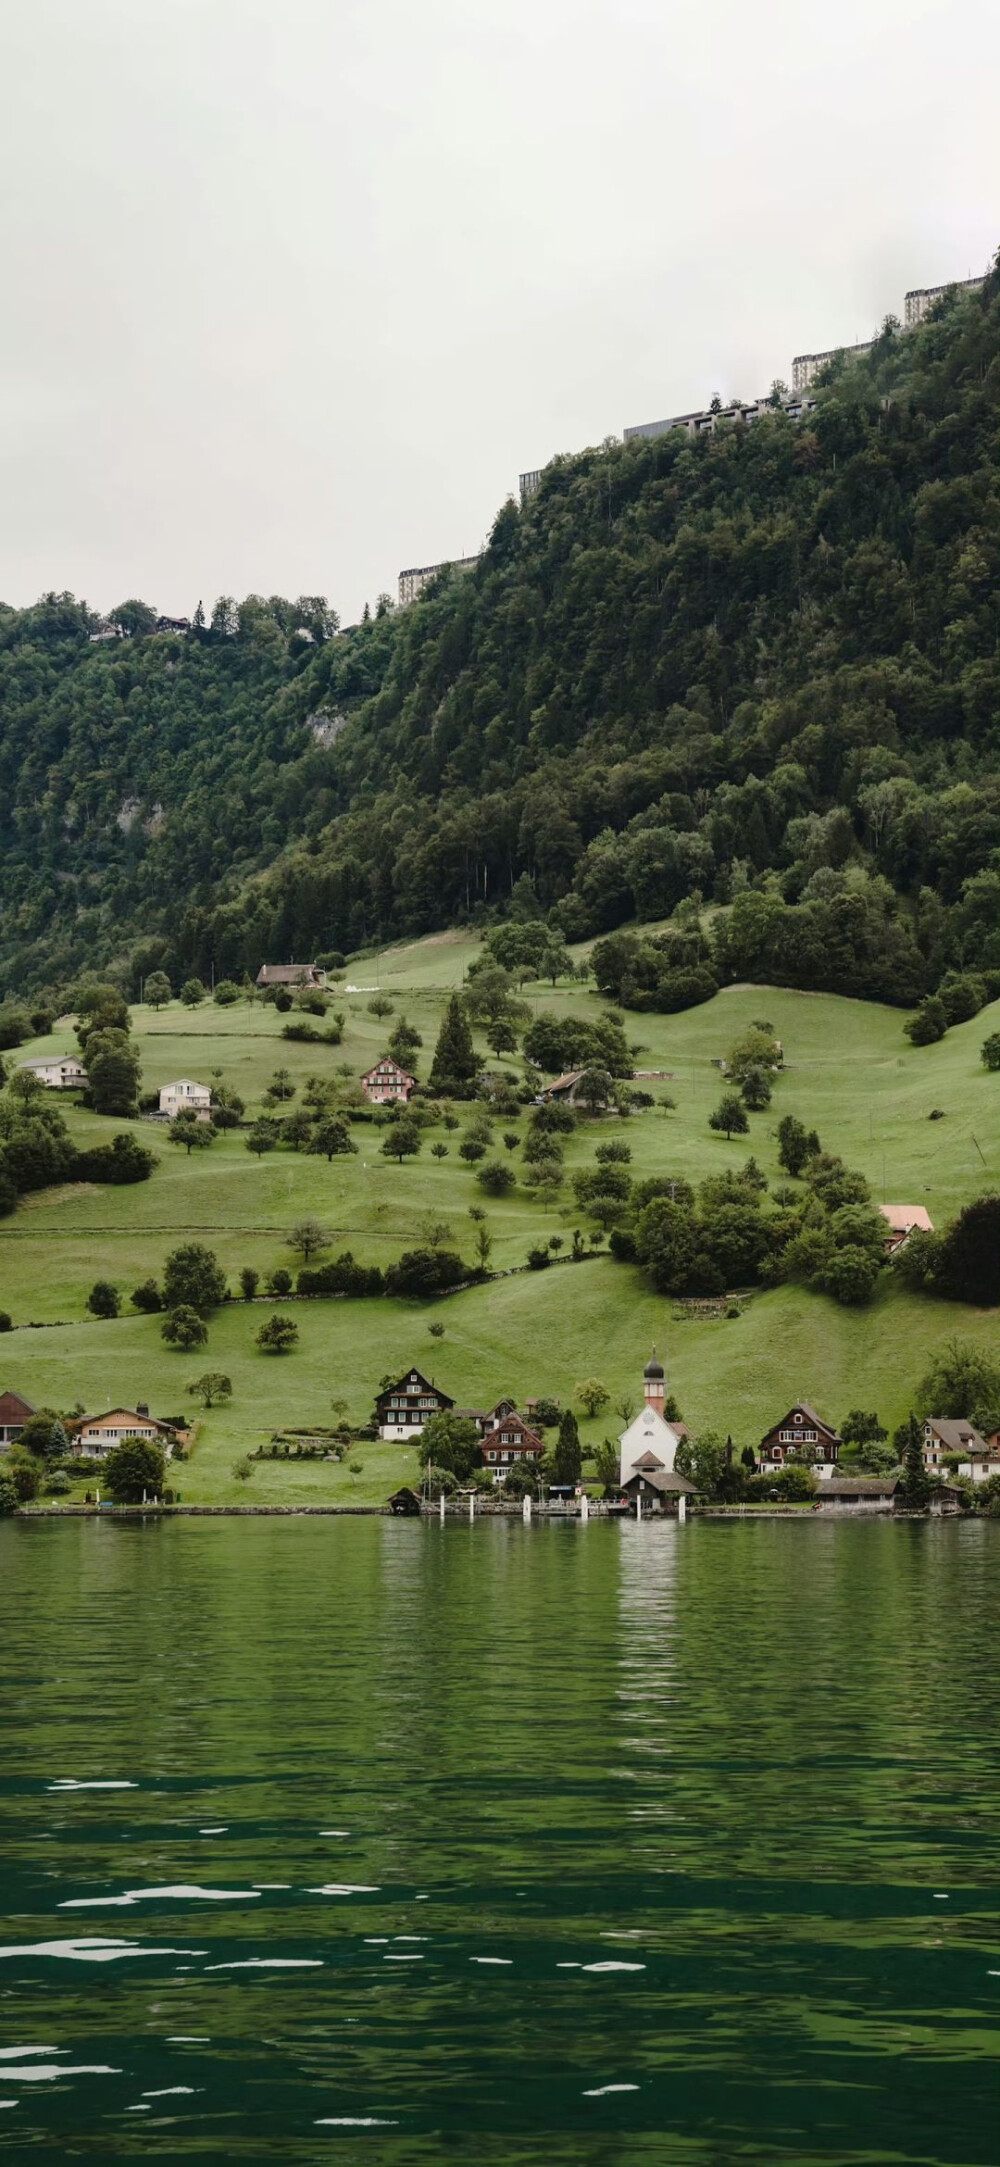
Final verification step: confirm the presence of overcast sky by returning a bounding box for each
[0,0,997,624]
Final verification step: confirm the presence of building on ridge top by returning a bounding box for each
[904,277,984,327]
[398,556,481,609]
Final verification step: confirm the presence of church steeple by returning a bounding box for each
[643,1350,665,1418]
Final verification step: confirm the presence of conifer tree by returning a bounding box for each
[553,1408,582,1485]
[429,994,479,1096]
[897,1413,931,1510]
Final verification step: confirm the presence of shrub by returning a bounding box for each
[477,1159,516,1197]
[905,997,947,1046]
[297,1254,385,1298]
[527,1246,551,1270]
[131,1277,162,1313]
[86,1279,120,1319]
[0,1311,11,1332]
[10,1460,40,1502]
[385,1248,467,1300]
[0,1476,19,1514]
[239,1267,259,1302]
[267,1268,293,1297]
[981,1033,1000,1072]
[75,1133,157,1184]
[213,980,241,1006]
[256,1314,299,1354]
[161,1305,208,1351]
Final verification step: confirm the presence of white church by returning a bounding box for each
[618,1354,696,1512]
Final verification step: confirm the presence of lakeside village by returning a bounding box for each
[2,1359,999,1518]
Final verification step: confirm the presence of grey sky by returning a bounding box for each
[1,0,996,624]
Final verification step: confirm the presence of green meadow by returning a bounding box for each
[2,930,998,1506]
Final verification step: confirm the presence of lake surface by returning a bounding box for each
[0,1517,998,2165]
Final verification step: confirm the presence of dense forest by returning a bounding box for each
[1,257,998,1004]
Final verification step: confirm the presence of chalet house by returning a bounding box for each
[256,963,327,990]
[538,1069,586,1104]
[759,1404,841,1473]
[481,1413,544,1481]
[921,1417,993,1479]
[618,1355,687,1485]
[622,1464,695,1515]
[879,1204,934,1253]
[376,1369,455,1440]
[0,1390,34,1448]
[74,1408,177,1458]
[159,1079,212,1121]
[18,1056,88,1091]
[361,1057,416,1106]
[813,1477,900,1513]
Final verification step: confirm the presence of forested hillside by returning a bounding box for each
[1,258,998,1001]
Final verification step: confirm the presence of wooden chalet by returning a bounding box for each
[921,1417,993,1478]
[376,1369,454,1440]
[0,1389,34,1448]
[759,1403,841,1471]
[481,1412,544,1480]
[361,1057,416,1106]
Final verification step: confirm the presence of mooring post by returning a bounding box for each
[468,1491,475,1522]
[636,1496,642,1522]
[523,1494,532,1522]
[678,1493,687,1524]
[580,1492,589,1522]
[439,1491,445,1523]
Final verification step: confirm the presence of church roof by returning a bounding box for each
[643,1352,664,1380]
[632,1449,665,1470]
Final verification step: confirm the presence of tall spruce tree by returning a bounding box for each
[554,1408,582,1485]
[897,1413,931,1510]
[429,994,479,1096]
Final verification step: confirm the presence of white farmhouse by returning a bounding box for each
[618,1355,687,1485]
[159,1078,212,1121]
[19,1056,88,1090]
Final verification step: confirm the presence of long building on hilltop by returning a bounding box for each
[398,555,481,608]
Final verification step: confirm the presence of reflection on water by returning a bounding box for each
[0,1516,998,2162]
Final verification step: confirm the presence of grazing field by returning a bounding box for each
[1,930,998,1505]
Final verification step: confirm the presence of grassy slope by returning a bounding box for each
[2,934,998,1504]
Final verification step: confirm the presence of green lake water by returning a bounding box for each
[0,1516,998,2165]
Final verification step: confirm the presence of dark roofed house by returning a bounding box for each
[388,1486,422,1516]
[759,1404,841,1472]
[538,1069,586,1103]
[0,1390,34,1449]
[256,963,327,990]
[376,1369,455,1441]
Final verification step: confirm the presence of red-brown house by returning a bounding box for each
[759,1403,841,1471]
[361,1057,416,1106]
[0,1390,34,1449]
[481,1413,544,1481]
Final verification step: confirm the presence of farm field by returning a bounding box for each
[1,929,998,1506]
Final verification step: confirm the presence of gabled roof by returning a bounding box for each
[923,1417,988,1450]
[763,1403,840,1441]
[161,1078,210,1093]
[483,1412,542,1449]
[79,1407,174,1433]
[631,1448,665,1471]
[361,1057,415,1084]
[624,1466,696,1494]
[880,1204,934,1234]
[256,963,321,983]
[377,1369,454,1407]
[0,1390,34,1424]
[820,1477,900,1497]
[545,1069,586,1092]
